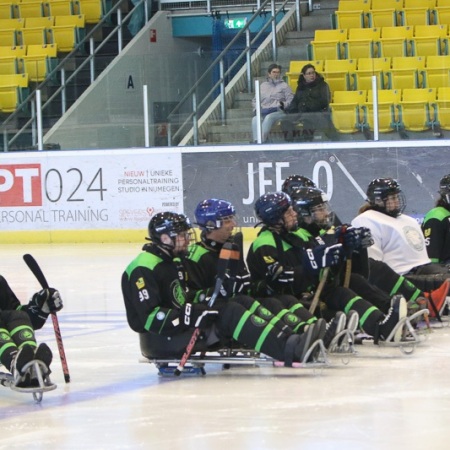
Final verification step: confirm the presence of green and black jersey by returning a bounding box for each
[422,206,450,264]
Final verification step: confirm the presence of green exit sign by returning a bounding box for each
[224,18,247,29]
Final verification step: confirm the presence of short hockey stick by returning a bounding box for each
[23,254,71,383]
[309,267,330,314]
[174,242,238,376]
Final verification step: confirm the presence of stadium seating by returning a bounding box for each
[435,86,450,129]
[384,56,426,89]
[323,58,357,91]
[23,43,57,81]
[0,55,24,75]
[74,0,104,24]
[330,89,366,133]
[362,89,402,132]
[425,54,450,87]
[349,57,391,90]
[413,24,448,56]
[44,0,79,16]
[0,72,29,113]
[399,87,438,131]
[334,10,367,29]
[379,25,414,57]
[51,13,85,52]
[398,8,434,26]
[15,1,46,19]
[342,27,381,59]
[308,29,347,60]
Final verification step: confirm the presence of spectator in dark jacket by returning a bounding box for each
[281,64,339,142]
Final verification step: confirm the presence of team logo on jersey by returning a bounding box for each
[403,226,425,251]
[263,256,276,264]
[156,311,166,321]
[171,281,186,307]
[136,277,145,289]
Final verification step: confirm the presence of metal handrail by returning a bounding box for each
[1,0,151,151]
[167,0,293,146]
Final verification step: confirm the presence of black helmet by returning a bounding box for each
[439,174,450,205]
[254,191,292,227]
[366,177,406,217]
[148,212,192,250]
[290,187,335,227]
[281,175,316,197]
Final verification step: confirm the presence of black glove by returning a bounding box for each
[220,272,251,297]
[29,288,63,314]
[181,303,219,330]
[336,226,374,251]
[266,262,294,290]
[303,244,343,274]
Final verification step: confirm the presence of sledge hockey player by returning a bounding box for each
[246,191,410,344]
[185,198,346,350]
[289,186,441,319]
[352,178,450,317]
[0,275,62,388]
[121,212,326,367]
[422,174,450,266]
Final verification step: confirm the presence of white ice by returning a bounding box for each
[1,243,450,450]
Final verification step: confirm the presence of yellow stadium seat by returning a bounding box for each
[43,0,78,16]
[74,0,104,24]
[349,57,391,89]
[16,1,45,18]
[333,10,367,29]
[51,14,85,52]
[367,9,398,27]
[0,72,29,113]
[330,89,366,133]
[435,86,450,129]
[23,42,57,81]
[0,55,24,74]
[286,60,323,91]
[437,0,450,6]
[404,0,437,8]
[0,45,27,57]
[308,29,347,60]
[0,3,17,20]
[25,15,54,27]
[0,29,21,47]
[371,0,403,10]
[425,54,450,87]
[338,0,371,11]
[434,6,450,23]
[0,17,25,29]
[398,8,434,25]
[399,87,438,131]
[379,26,414,57]
[362,89,402,132]
[323,58,357,91]
[17,26,53,45]
[342,27,381,58]
[413,24,448,56]
[384,56,427,89]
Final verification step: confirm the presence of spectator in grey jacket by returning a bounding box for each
[252,64,294,143]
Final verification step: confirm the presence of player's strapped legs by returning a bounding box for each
[349,273,391,314]
[274,294,318,333]
[368,259,423,302]
[321,285,384,336]
[0,316,18,369]
[2,310,37,350]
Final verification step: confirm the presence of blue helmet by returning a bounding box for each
[254,191,292,226]
[148,212,192,243]
[194,199,236,231]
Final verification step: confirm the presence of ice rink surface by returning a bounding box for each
[1,243,450,450]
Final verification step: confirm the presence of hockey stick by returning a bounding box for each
[174,242,238,376]
[23,254,71,383]
[309,267,330,314]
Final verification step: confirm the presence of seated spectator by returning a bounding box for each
[280,64,339,142]
[251,64,294,143]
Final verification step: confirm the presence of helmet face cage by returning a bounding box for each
[148,212,193,248]
[439,174,450,205]
[367,178,406,217]
[291,187,334,227]
[255,192,292,226]
[281,175,316,197]
[194,199,236,231]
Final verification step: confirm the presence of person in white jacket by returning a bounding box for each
[352,177,449,318]
[251,64,293,143]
